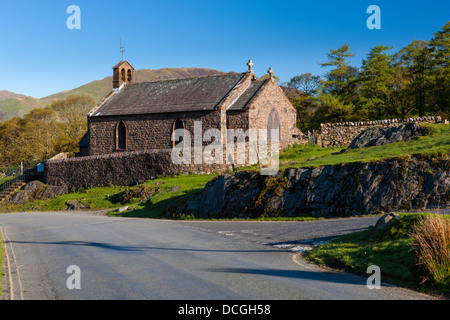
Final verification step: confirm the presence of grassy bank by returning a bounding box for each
[301,123,450,168]
[0,174,219,218]
[303,213,450,297]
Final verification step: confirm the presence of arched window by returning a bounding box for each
[116,121,127,150]
[267,109,280,141]
[127,69,132,82]
[172,119,185,148]
[121,68,126,82]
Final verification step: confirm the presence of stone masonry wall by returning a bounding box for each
[315,116,444,148]
[88,110,221,156]
[46,139,286,188]
[45,149,233,188]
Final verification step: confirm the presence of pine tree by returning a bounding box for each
[428,21,450,118]
[357,45,395,119]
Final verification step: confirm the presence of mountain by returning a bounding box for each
[0,90,29,101]
[0,91,43,121]
[0,67,225,122]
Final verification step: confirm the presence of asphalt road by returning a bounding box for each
[0,211,437,300]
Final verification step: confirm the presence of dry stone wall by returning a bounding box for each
[45,149,233,188]
[315,116,445,148]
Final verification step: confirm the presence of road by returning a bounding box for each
[0,211,437,300]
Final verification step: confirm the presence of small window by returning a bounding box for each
[127,69,132,82]
[116,121,127,150]
[172,119,185,148]
[268,109,280,141]
[121,68,126,82]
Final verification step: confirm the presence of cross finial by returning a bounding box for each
[268,67,274,80]
[247,59,254,73]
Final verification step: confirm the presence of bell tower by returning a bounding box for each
[112,61,135,89]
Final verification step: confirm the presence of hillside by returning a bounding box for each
[0,90,28,101]
[0,67,225,122]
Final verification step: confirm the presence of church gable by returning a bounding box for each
[226,80,267,111]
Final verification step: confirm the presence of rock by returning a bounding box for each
[372,213,401,232]
[347,123,425,150]
[66,200,89,211]
[110,186,156,204]
[4,180,69,206]
[166,155,449,219]
[23,180,45,191]
[117,206,129,213]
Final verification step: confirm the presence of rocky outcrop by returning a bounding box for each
[347,123,427,150]
[315,116,443,148]
[2,180,69,206]
[167,156,449,219]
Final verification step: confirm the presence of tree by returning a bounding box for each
[23,108,62,160]
[428,21,450,118]
[357,45,395,119]
[0,95,96,169]
[290,94,320,132]
[50,95,96,141]
[393,40,432,117]
[286,73,321,96]
[309,94,357,128]
[319,44,357,99]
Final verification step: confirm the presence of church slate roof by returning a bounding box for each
[227,80,267,111]
[91,73,246,117]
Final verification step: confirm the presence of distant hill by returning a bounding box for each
[0,90,29,101]
[0,67,225,122]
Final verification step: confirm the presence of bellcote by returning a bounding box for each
[112,61,135,89]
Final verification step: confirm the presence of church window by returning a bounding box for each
[268,109,280,141]
[116,121,127,150]
[172,119,185,148]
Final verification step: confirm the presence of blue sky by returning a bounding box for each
[1,0,449,98]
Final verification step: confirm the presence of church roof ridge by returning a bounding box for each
[128,71,246,87]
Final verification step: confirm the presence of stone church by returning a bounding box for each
[78,60,300,163]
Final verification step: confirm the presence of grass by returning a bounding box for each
[303,213,450,297]
[237,123,449,171]
[409,214,450,287]
[109,173,219,218]
[0,173,220,219]
[299,123,450,168]
[0,175,14,186]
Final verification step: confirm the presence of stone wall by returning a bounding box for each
[315,116,444,148]
[45,149,233,188]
